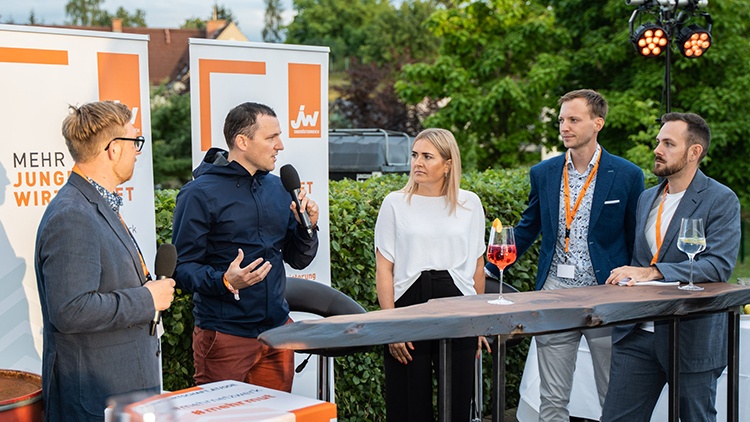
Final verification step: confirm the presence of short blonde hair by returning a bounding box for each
[559,89,608,119]
[62,101,131,162]
[403,128,463,214]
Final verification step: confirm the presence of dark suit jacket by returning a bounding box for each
[35,173,160,421]
[611,170,741,372]
[488,148,644,290]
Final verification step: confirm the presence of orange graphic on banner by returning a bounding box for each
[198,59,266,151]
[290,402,337,421]
[97,53,142,132]
[0,47,68,65]
[288,63,322,138]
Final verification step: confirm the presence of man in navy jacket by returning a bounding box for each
[172,102,319,392]
[486,90,644,420]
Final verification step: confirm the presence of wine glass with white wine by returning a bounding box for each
[677,218,706,291]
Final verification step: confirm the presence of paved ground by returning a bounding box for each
[482,408,518,421]
[482,410,597,421]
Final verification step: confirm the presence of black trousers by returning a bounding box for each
[384,270,476,422]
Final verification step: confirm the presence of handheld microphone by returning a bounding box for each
[280,164,314,237]
[151,243,177,336]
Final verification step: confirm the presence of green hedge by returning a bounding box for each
[155,168,540,420]
[155,189,196,391]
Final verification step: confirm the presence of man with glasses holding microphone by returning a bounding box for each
[35,101,175,421]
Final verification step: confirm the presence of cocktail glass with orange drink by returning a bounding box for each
[487,219,517,305]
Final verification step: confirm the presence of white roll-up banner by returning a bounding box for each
[189,39,331,399]
[0,24,156,375]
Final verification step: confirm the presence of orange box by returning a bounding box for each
[121,380,336,421]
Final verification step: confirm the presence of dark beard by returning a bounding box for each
[653,152,688,177]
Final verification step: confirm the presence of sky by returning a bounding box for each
[1,0,296,42]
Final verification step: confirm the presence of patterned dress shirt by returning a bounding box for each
[545,146,601,288]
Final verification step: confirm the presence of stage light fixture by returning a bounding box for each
[677,23,712,58]
[626,0,708,7]
[632,24,669,57]
[626,0,714,113]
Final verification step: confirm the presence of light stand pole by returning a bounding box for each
[662,8,673,113]
[627,0,716,417]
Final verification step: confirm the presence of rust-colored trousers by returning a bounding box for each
[192,320,294,392]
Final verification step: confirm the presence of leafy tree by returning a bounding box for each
[545,0,750,207]
[65,0,105,26]
[181,4,237,30]
[285,0,391,70]
[100,6,147,27]
[213,3,238,25]
[321,0,441,131]
[396,0,571,171]
[28,9,38,25]
[263,0,285,43]
[180,17,206,29]
[65,0,145,27]
[286,0,441,130]
[395,0,750,210]
[359,0,441,66]
[151,84,193,188]
[332,62,428,134]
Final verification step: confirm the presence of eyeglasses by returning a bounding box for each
[105,136,146,152]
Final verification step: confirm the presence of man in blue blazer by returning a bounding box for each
[35,101,176,421]
[487,89,644,420]
[602,112,740,421]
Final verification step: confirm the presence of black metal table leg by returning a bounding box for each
[491,336,506,422]
[438,339,452,422]
[727,309,740,422]
[317,355,330,402]
[668,318,680,421]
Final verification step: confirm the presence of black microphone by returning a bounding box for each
[151,243,177,336]
[280,164,314,237]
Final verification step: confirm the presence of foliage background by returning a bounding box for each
[156,169,541,420]
[151,84,194,188]
[285,0,750,209]
[155,189,196,391]
[394,0,750,208]
[137,0,749,206]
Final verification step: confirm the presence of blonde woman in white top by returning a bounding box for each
[375,128,488,421]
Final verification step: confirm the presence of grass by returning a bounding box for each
[729,216,750,283]
[731,259,750,281]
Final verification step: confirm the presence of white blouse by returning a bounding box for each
[374,189,486,301]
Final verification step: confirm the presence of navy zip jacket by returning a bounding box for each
[172,148,318,338]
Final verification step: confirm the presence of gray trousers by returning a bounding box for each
[601,328,722,422]
[536,278,612,422]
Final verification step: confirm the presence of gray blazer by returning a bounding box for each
[611,170,740,372]
[35,173,160,421]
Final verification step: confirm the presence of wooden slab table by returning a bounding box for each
[260,282,750,422]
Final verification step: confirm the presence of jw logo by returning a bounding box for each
[129,107,139,126]
[113,100,140,130]
[290,105,319,129]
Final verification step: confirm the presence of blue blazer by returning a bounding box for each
[35,173,160,421]
[487,148,644,290]
[611,170,741,372]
